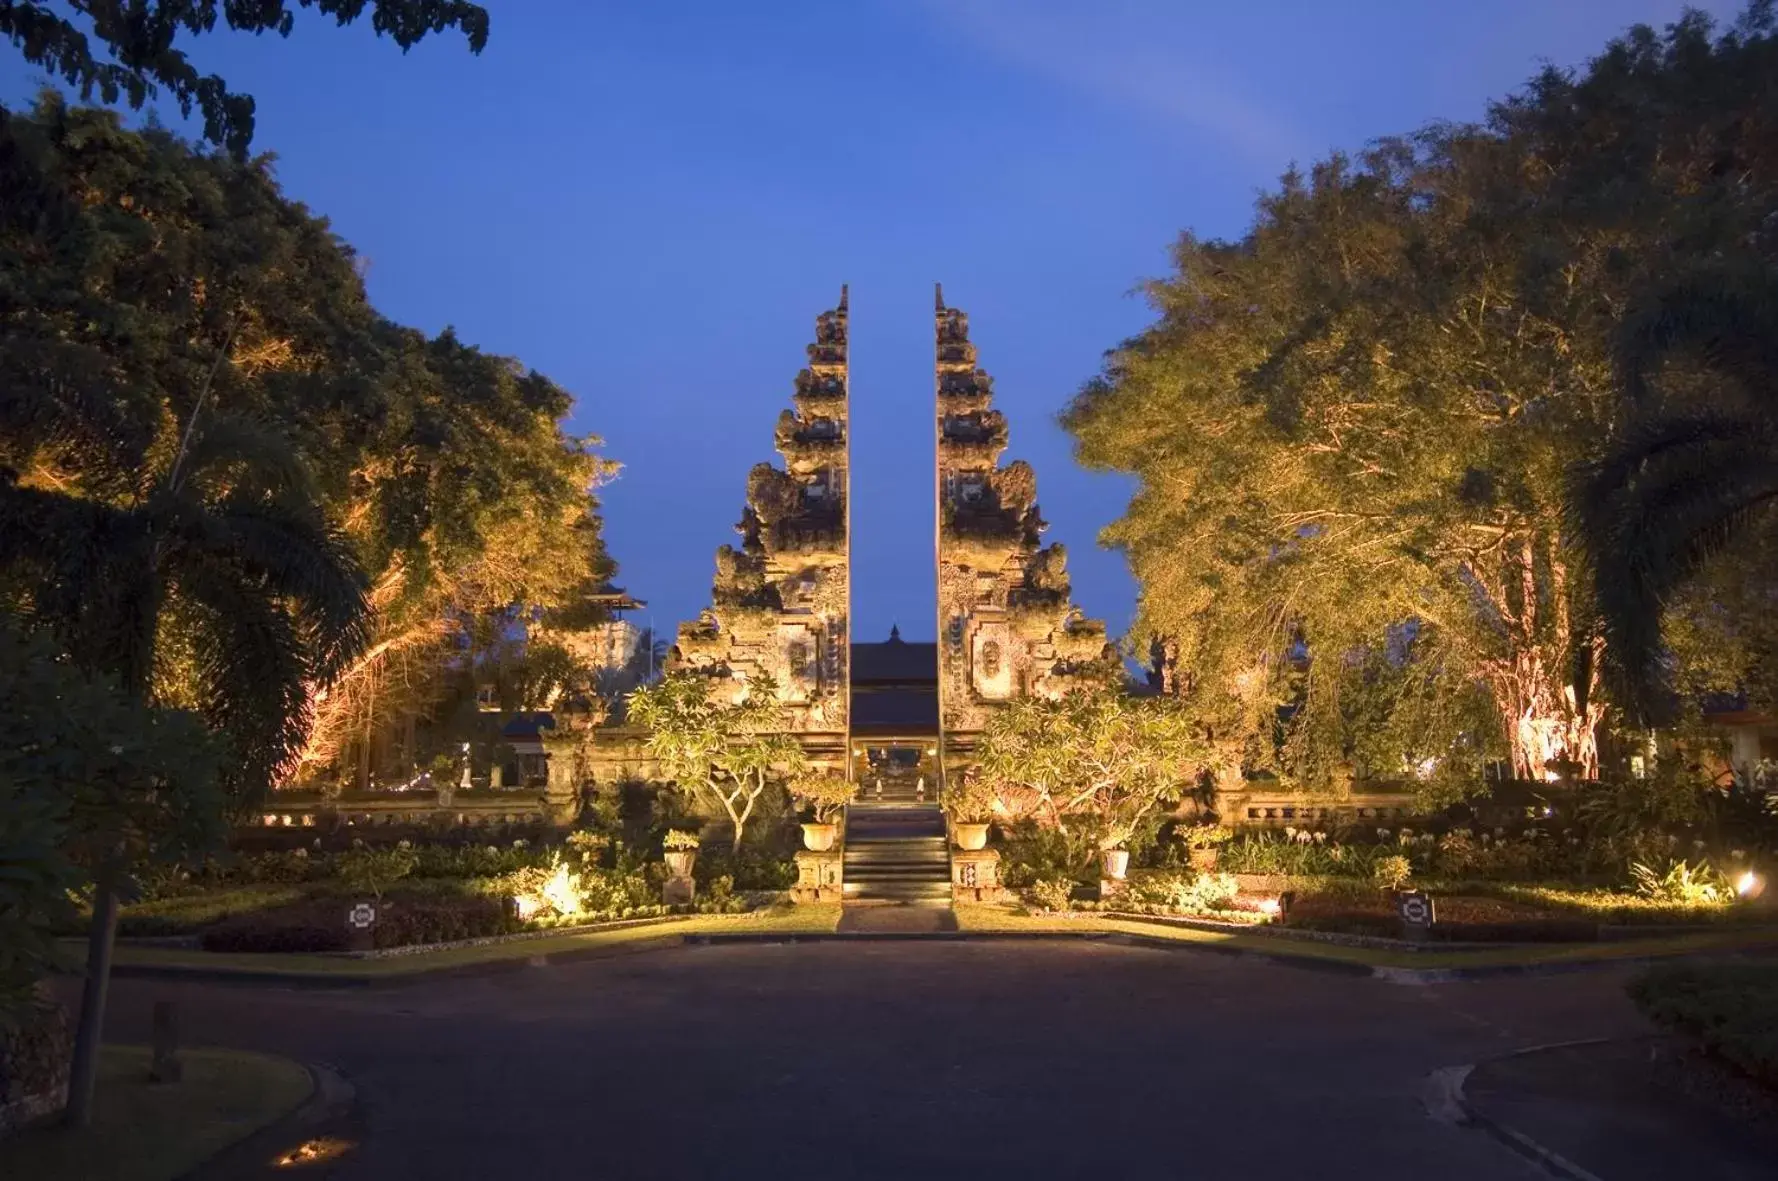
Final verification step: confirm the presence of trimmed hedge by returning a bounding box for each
[1629,964,1778,1086]
[200,895,517,953]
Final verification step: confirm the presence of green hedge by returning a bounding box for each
[1628,964,1778,1086]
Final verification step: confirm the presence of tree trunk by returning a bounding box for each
[66,867,121,1127]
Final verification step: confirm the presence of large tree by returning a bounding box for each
[0,0,488,155]
[0,96,620,791]
[1066,5,1778,786]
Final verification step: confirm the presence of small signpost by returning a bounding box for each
[1395,890,1436,943]
[345,901,378,951]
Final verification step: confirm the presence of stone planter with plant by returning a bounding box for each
[1179,822,1233,871]
[662,829,700,879]
[790,769,856,852]
[941,772,998,850]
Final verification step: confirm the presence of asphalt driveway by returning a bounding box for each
[101,940,1656,1180]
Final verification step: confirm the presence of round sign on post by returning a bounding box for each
[1395,891,1435,940]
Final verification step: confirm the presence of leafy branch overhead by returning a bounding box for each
[0,0,490,155]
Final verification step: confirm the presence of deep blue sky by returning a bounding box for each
[2,0,1742,646]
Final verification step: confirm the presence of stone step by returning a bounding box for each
[845,837,947,850]
[846,861,949,875]
[845,856,949,869]
[843,881,953,901]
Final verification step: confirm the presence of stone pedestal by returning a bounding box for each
[1098,877,1129,902]
[791,849,843,903]
[952,848,1006,903]
[663,875,696,905]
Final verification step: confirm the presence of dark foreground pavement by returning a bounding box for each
[99,939,1669,1180]
[1465,1037,1778,1180]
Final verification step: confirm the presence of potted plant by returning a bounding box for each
[662,829,700,878]
[1100,846,1131,880]
[1179,822,1233,871]
[790,770,855,852]
[941,772,998,851]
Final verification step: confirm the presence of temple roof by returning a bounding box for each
[849,686,939,736]
[850,630,937,685]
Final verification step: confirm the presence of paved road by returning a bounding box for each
[102,941,1656,1180]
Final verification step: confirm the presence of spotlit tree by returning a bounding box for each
[628,672,806,852]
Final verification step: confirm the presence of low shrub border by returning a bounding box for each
[1628,963,1778,1087]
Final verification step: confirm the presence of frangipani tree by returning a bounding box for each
[975,689,1204,850]
[628,671,806,852]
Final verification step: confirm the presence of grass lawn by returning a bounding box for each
[105,903,844,980]
[0,1046,311,1181]
[952,903,1778,972]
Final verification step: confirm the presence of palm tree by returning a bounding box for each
[0,360,367,1122]
[1575,264,1778,722]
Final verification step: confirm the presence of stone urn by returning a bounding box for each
[1189,848,1220,872]
[801,822,838,852]
[664,850,697,879]
[1101,847,1131,880]
[953,822,990,851]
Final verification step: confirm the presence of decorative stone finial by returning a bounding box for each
[838,284,848,313]
[935,282,945,312]
[889,623,901,643]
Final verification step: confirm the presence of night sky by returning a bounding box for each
[1,0,1741,647]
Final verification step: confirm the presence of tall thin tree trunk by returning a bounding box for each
[66,862,121,1126]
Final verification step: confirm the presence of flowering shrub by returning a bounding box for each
[1027,878,1075,912]
[336,843,419,900]
[1372,854,1413,890]
[1122,870,1240,914]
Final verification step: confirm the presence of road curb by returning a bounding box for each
[114,932,695,988]
[107,926,1773,988]
[1426,1040,1613,1181]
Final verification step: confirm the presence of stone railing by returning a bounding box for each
[253,788,556,831]
[1214,785,1423,828]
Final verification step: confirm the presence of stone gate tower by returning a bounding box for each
[933,285,1113,769]
[670,288,851,768]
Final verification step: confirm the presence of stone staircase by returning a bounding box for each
[842,802,951,905]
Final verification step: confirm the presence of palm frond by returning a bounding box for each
[163,492,370,680]
[169,414,315,502]
[1615,264,1778,405]
[172,556,312,802]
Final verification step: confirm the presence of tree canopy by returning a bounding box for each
[0,96,619,789]
[0,0,488,155]
[1066,5,1778,788]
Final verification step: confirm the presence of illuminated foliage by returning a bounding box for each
[975,688,1204,850]
[1067,5,1778,784]
[628,672,807,853]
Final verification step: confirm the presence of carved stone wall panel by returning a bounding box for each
[935,284,1113,764]
[668,290,851,739]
